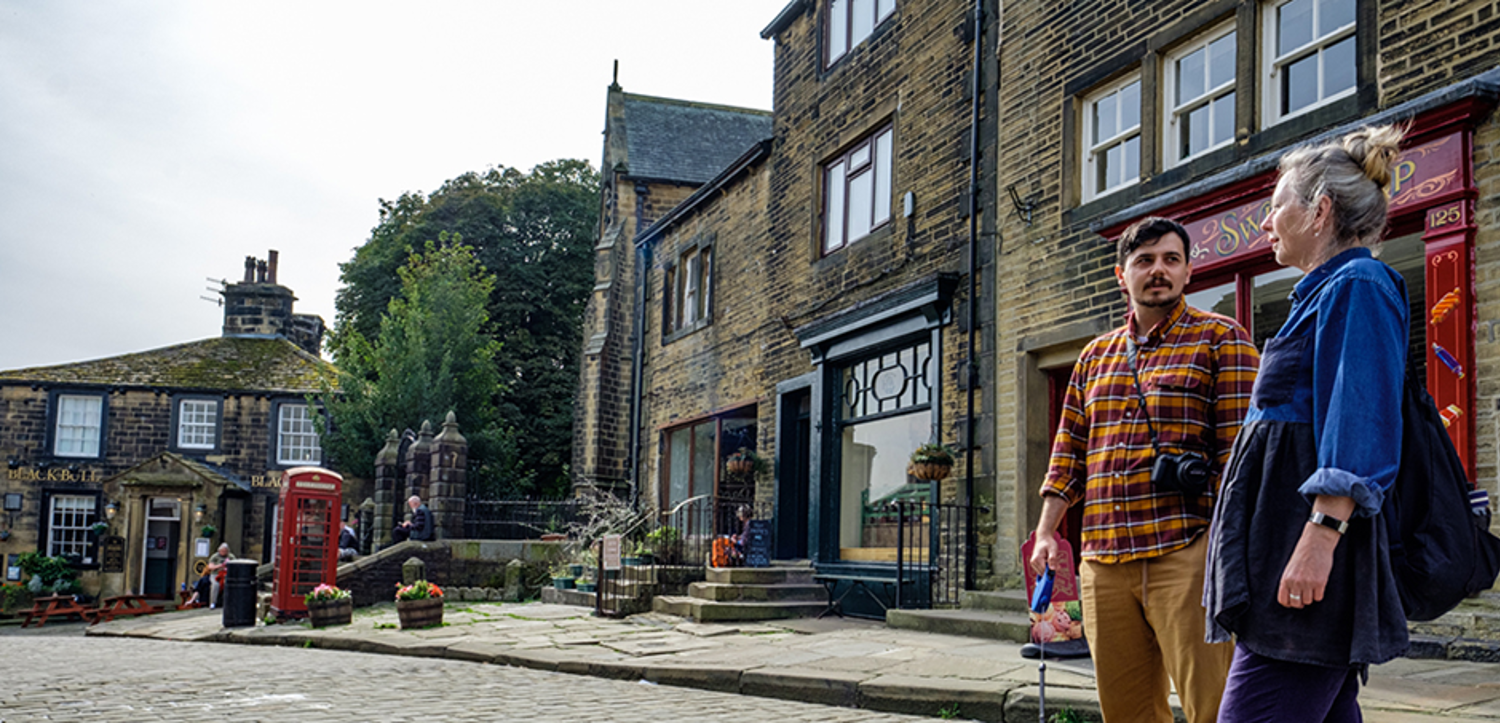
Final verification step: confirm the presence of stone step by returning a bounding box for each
[1410,607,1500,643]
[884,607,1033,644]
[959,589,1030,613]
[686,581,827,603]
[652,595,828,622]
[705,567,815,586]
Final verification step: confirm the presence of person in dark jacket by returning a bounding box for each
[1205,125,1411,722]
[338,516,359,561]
[393,495,434,543]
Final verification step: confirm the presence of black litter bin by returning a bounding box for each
[222,559,258,628]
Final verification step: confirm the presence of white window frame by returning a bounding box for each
[673,245,711,331]
[47,494,95,559]
[827,0,897,66]
[1082,73,1142,203]
[824,125,895,254]
[53,394,103,458]
[276,404,322,465]
[1164,23,1238,167]
[1262,0,1357,125]
[177,399,218,450]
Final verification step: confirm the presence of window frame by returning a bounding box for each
[48,390,107,460]
[664,241,713,339]
[826,0,897,67]
[40,491,101,566]
[1081,73,1143,203]
[658,407,759,514]
[271,400,322,467]
[1163,22,1238,168]
[1261,0,1357,126]
[822,123,896,255]
[171,395,222,453]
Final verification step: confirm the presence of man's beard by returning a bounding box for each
[1135,287,1180,308]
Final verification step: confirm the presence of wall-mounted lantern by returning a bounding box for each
[105,500,119,521]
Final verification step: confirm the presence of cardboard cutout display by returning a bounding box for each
[1021,531,1084,645]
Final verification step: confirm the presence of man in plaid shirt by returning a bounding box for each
[1030,216,1259,723]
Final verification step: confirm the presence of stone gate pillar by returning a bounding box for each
[404,420,434,511]
[373,430,400,551]
[429,411,468,540]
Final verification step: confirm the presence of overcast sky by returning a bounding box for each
[0,1,784,371]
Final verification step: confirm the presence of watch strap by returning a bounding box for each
[1308,511,1349,535]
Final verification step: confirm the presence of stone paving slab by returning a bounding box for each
[78,600,1500,722]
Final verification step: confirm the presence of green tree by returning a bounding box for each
[324,238,515,496]
[332,160,600,497]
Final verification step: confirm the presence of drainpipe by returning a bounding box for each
[963,0,987,592]
[626,239,651,504]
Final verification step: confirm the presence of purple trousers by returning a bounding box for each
[1218,644,1362,723]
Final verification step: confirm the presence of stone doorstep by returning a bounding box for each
[959,589,1032,613]
[686,581,828,602]
[885,608,1033,644]
[705,567,816,586]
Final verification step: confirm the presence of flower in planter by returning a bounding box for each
[90,522,111,536]
[199,524,217,539]
[394,580,444,601]
[908,443,957,480]
[724,447,769,477]
[304,583,351,605]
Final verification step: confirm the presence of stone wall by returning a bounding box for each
[335,539,561,608]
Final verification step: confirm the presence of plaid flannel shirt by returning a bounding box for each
[1042,298,1259,564]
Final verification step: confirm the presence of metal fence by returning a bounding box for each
[890,499,987,609]
[461,498,583,540]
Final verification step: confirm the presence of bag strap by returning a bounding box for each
[1124,335,1166,458]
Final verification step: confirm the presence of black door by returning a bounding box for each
[776,389,812,559]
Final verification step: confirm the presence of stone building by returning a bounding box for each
[574,0,1000,615]
[991,0,1500,578]
[0,252,339,600]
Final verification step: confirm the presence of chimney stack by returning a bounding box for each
[267,250,279,285]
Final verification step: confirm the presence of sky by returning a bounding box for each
[0,1,786,371]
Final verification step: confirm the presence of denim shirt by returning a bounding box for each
[1245,247,1408,518]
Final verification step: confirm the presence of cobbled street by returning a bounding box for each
[0,634,934,722]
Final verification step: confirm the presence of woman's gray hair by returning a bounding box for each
[1278,124,1406,249]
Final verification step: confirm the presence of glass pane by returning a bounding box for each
[1283,52,1319,115]
[1381,232,1427,381]
[1185,104,1210,158]
[849,167,874,240]
[693,421,716,500]
[1324,36,1356,98]
[669,428,691,508]
[1099,143,1121,192]
[874,129,893,224]
[825,161,846,252]
[1250,266,1305,346]
[1278,0,1313,56]
[877,0,895,21]
[829,0,848,61]
[838,410,930,557]
[849,143,870,170]
[1123,135,1139,183]
[1176,47,1205,105]
[1212,92,1236,146]
[1319,0,1355,33]
[1209,31,1237,88]
[1186,281,1236,319]
[1093,93,1116,143]
[851,0,874,45]
[1120,80,1140,131]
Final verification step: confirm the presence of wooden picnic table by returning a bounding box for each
[21,594,97,628]
[92,594,162,624]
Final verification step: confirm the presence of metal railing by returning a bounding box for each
[461,498,582,540]
[890,499,988,609]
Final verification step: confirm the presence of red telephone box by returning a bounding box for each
[272,466,343,617]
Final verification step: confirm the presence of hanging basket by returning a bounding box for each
[307,598,353,628]
[725,459,755,476]
[907,462,953,481]
[396,597,443,629]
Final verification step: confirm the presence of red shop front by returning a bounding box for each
[1104,100,1486,485]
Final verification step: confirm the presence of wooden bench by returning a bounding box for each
[21,595,97,627]
[813,573,897,618]
[92,594,162,624]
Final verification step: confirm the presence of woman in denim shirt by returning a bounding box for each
[1205,125,1410,722]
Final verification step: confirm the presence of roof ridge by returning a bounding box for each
[621,92,771,117]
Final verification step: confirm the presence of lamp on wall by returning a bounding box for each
[194,504,206,524]
[105,500,118,521]
[1007,183,1038,227]
[3,493,20,512]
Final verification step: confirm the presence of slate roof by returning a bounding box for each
[0,337,336,394]
[621,94,772,184]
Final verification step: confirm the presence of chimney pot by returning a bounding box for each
[243,256,256,283]
[256,260,268,283]
[267,250,279,285]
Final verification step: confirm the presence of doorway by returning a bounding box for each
[140,497,181,598]
[775,388,811,560]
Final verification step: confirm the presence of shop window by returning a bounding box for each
[275,403,322,465]
[1165,24,1237,166]
[665,244,712,336]
[827,0,896,66]
[52,392,105,458]
[836,339,933,561]
[661,411,758,513]
[45,493,97,562]
[824,124,895,254]
[174,397,220,451]
[1263,0,1356,124]
[1082,74,1141,202]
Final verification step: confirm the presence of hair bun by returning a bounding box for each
[1341,124,1406,189]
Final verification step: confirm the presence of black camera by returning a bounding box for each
[1151,452,1212,496]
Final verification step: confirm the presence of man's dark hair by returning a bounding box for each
[1117,216,1191,269]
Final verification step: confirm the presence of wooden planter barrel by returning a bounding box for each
[396,597,443,629]
[307,599,352,628]
[907,462,953,481]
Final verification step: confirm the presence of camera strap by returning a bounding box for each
[1124,335,1166,458]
